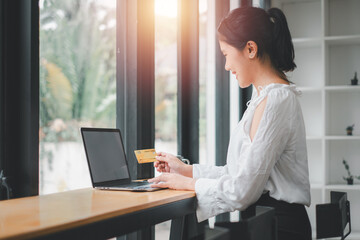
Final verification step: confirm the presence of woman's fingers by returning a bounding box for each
[150,182,168,188]
[148,174,167,187]
[154,160,168,172]
[155,155,170,163]
[154,152,180,173]
[154,160,165,167]
[156,152,178,163]
[148,173,166,183]
[147,176,158,183]
[157,167,166,173]
[156,152,167,157]
[148,173,194,190]
[154,161,165,167]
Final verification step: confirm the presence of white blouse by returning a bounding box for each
[193,83,311,222]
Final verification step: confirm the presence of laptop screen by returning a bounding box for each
[81,129,130,183]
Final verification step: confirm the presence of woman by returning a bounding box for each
[149,6,311,240]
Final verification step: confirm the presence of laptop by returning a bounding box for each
[81,127,163,192]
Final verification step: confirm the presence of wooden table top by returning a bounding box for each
[0,188,196,240]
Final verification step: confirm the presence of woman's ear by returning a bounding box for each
[246,41,257,59]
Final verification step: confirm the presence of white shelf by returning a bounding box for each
[325,35,360,45]
[293,37,322,48]
[306,136,322,140]
[298,87,322,92]
[274,0,360,234]
[310,183,323,189]
[326,136,360,140]
[325,184,360,190]
[325,85,360,91]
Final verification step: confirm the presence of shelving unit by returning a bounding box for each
[272,0,360,239]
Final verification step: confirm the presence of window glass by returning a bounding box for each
[154,0,177,238]
[228,0,241,223]
[229,0,240,134]
[154,0,178,158]
[39,0,116,195]
[199,0,218,228]
[199,0,215,166]
[199,0,241,226]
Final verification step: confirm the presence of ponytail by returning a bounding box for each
[217,7,296,77]
[267,8,296,72]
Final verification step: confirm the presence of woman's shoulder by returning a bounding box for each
[266,83,301,100]
[264,84,301,112]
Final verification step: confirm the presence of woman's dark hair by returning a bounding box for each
[217,7,296,77]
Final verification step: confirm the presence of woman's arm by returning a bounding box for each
[154,152,229,179]
[192,164,228,179]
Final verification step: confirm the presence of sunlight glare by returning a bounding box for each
[155,0,177,18]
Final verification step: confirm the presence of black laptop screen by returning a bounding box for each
[82,130,130,183]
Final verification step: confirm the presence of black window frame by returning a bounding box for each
[0,0,39,199]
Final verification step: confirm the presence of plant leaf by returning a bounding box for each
[43,61,73,119]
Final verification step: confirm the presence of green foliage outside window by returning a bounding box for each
[40,0,116,143]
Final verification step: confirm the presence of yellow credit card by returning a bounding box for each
[134,149,157,164]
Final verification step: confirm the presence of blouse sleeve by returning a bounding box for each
[195,89,296,222]
[193,164,228,179]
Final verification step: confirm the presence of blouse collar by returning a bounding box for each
[254,83,301,98]
[247,83,301,108]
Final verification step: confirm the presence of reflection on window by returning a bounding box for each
[154,0,177,238]
[39,0,116,195]
[199,0,215,166]
[199,0,217,228]
[154,0,178,156]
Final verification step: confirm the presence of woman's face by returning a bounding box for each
[219,40,253,88]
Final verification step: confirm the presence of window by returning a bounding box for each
[39,0,116,194]
[199,0,215,167]
[153,0,178,237]
[199,0,241,226]
[154,0,178,160]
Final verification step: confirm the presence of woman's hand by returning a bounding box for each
[154,152,193,177]
[148,173,197,191]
